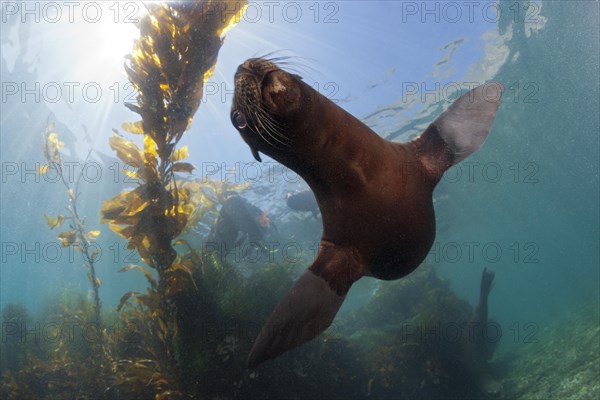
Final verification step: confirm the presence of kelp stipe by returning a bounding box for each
[0,127,117,398]
[100,2,247,398]
[40,123,104,330]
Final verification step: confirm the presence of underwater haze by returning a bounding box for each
[1,1,598,399]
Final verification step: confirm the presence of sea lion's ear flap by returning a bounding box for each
[251,147,262,162]
[432,82,503,165]
[291,73,303,81]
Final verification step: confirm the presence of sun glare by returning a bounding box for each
[67,5,143,84]
[16,3,147,158]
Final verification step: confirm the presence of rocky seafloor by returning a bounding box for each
[496,304,599,400]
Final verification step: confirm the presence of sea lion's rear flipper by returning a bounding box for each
[414,83,503,180]
[247,242,363,368]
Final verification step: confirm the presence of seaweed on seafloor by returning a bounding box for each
[338,264,496,399]
[497,304,600,400]
[0,297,117,400]
[171,253,370,400]
[98,2,247,399]
[0,304,37,399]
[1,304,32,373]
[338,263,446,338]
[0,125,117,399]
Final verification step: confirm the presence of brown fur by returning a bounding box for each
[231,58,503,367]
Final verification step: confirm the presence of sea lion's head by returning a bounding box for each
[231,57,317,162]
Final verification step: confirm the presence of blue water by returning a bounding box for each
[1,1,598,398]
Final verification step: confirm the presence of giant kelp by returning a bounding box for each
[27,124,115,397]
[39,124,103,327]
[99,1,247,398]
[2,3,251,397]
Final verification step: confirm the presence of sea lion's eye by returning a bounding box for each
[232,110,247,129]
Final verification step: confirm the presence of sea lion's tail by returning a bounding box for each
[247,241,363,368]
[413,82,503,181]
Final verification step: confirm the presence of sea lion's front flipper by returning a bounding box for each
[247,242,363,368]
[415,82,503,179]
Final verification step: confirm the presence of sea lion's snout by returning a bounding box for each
[261,69,301,112]
[233,58,301,115]
[232,57,304,160]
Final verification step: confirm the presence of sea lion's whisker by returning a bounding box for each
[255,112,280,136]
[252,109,289,147]
[255,50,283,60]
[257,49,298,61]
[264,56,294,63]
[251,52,318,78]
[254,106,291,147]
[274,56,318,75]
[259,53,316,76]
[253,109,289,148]
[255,104,284,131]
[264,124,290,147]
[251,119,277,149]
[241,102,283,149]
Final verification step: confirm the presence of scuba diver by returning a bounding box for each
[206,193,270,257]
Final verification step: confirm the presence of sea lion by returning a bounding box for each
[230,57,503,367]
[286,190,319,217]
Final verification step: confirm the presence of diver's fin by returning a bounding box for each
[475,267,495,322]
[414,83,503,180]
[247,242,363,368]
[480,267,495,301]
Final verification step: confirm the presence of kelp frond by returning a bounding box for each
[124,0,248,158]
[100,2,247,399]
[102,0,248,268]
[40,125,103,328]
